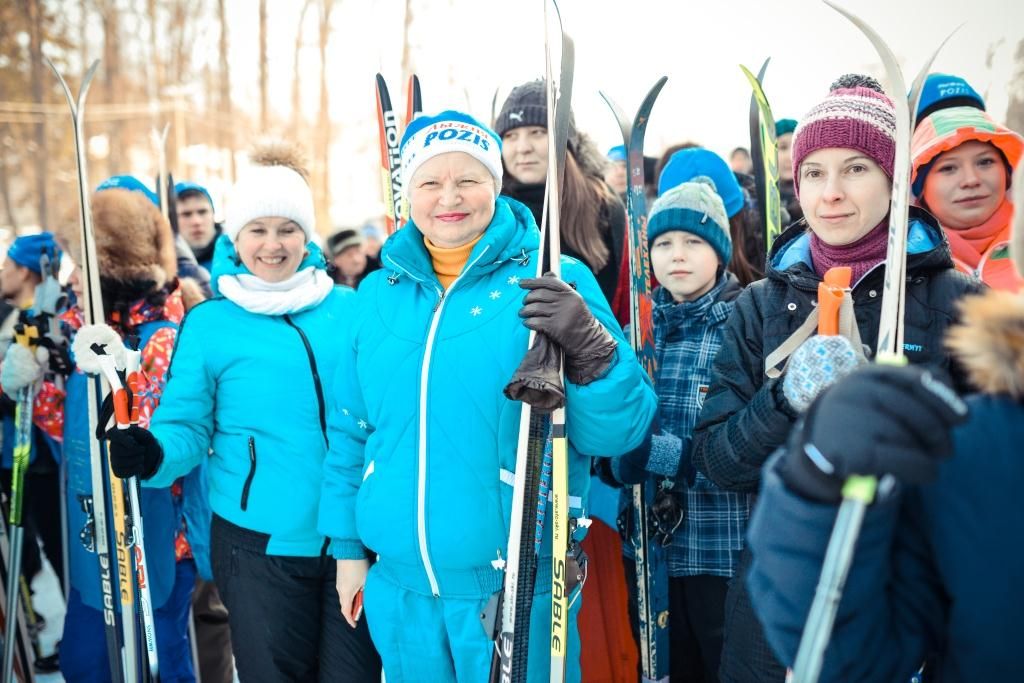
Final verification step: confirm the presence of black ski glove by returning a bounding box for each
[106,425,164,480]
[503,331,566,412]
[518,273,618,386]
[780,365,968,503]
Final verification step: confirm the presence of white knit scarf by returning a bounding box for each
[217,266,334,316]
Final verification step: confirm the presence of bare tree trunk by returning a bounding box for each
[98,0,123,177]
[80,0,88,71]
[315,0,335,235]
[401,0,413,88]
[0,121,20,233]
[27,0,48,229]
[217,0,236,180]
[1006,38,1024,135]
[146,0,163,131]
[259,0,269,130]
[291,0,314,131]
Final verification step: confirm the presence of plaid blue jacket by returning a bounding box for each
[652,274,753,578]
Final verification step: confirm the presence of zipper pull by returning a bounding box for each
[432,290,445,313]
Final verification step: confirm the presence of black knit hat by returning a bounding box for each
[326,228,364,258]
[494,79,577,143]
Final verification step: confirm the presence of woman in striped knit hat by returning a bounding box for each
[689,74,980,683]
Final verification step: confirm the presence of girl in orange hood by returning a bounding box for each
[912,105,1024,291]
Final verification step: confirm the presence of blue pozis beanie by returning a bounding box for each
[647,177,732,266]
[6,232,60,274]
[915,73,985,124]
[657,148,745,219]
[96,175,160,207]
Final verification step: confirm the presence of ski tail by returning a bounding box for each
[600,76,669,682]
[743,59,783,251]
[748,59,767,249]
[46,57,126,683]
[375,74,402,235]
[543,2,575,682]
[405,74,422,125]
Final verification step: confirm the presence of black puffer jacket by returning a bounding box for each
[693,210,983,494]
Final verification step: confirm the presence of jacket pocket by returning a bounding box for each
[241,436,257,511]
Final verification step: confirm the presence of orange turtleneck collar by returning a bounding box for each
[423,234,484,288]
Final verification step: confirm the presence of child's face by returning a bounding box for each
[650,230,720,303]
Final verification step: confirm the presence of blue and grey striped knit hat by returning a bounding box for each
[647,177,732,265]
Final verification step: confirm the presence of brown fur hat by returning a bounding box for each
[57,188,178,289]
[946,291,1024,399]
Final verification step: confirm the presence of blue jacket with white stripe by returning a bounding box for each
[318,196,657,598]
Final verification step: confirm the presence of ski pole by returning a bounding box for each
[73,327,159,681]
[0,500,35,683]
[2,381,36,683]
[122,346,159,681]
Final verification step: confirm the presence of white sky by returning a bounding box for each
[204,0,1024,225]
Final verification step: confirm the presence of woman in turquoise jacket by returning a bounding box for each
[319,110,657,683]
[108,142,380,682]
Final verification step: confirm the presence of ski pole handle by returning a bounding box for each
[817,267,851,336]
[94,354,130,430]
[124,349,143,426]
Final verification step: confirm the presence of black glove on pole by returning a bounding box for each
[106,425,164,480]
[781,365,968,503]
[518,273,618,386]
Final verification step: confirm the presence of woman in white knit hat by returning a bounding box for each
[318,109,656,683]
[107,141,381,681]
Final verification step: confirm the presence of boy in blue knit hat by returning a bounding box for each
[612,179,750,682]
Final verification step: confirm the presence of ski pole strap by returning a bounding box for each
[764,289,863,379]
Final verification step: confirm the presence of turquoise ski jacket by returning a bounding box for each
[319,196,657,598]
[147,238,356,556]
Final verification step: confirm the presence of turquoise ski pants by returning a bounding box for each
[363,563,582,683]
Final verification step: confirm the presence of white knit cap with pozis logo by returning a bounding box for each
[224,141,316,242]
[399,110,504,198]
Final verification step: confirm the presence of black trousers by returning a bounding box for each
[668,575,729,683]
[718,547,787,683]
[624,554,732,683]
[210,514,381,683]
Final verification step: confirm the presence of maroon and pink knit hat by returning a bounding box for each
[792,79,897,195]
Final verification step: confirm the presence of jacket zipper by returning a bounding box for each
[241,436,257,511]
[393,246,491,597]
[282,315,328,446]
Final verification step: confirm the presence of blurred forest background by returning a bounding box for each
[3,0,1024,244]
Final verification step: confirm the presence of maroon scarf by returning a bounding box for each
[809,219,889,284]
